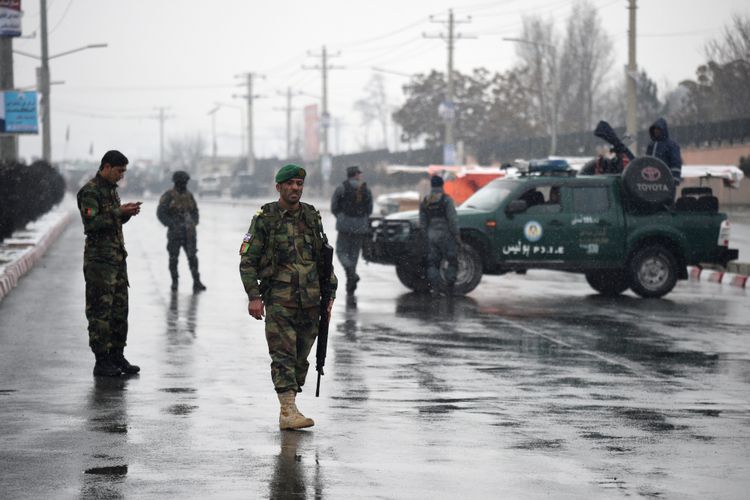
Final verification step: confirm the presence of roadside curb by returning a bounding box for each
[688,265,748,289]
[0,211,74,303]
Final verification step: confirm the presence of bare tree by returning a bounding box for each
[354,73,390,150]
[167,132,207,176]
[558,0,613,134]
[515,15,561,154]
[706,13,750,64]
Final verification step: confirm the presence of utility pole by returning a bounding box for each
[275,87,301,159]
[153,107,171,169]
[424,9,473,165]
[0,34,17,161]
[207,105,219,160]
[303,46,343,188]
[626,0,638,152]
[234,72,264,174]
[40,0,51,162]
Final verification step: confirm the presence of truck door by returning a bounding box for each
[495,184,570,266]
[568,184,625,265]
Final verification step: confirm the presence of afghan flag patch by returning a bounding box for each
[84,207,96,218]
[239,232,254,254]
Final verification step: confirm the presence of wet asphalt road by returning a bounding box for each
[0,195,749,499]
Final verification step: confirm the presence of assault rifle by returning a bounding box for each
[315,242,335,397]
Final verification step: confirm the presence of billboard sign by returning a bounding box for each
[0,0,22,38]
[303,104,320,161]
[0,91,39,134]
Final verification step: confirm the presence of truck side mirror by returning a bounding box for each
[505,199,527,215]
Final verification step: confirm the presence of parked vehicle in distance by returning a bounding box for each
[363,158,739,298]
[198,175,222,197]
[230,173,263,198]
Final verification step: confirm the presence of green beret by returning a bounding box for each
[275,164,306,183]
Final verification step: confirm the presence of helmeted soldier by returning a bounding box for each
[419,175,460,294]
[239,164,337,430]
[330,165,373,300]
[77,150,142,377]
[157,170,206,292]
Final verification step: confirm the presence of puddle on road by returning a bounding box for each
[511,438,565,450]
[616,408,677,432]
[166,403,198,416]
[84,465,128,476]
[159,387,197,394]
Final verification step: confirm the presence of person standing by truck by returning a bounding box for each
[419,175,460,295]
[330,165,372,299]
[646,117,683,184]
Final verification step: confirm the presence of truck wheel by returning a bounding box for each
[585,270,629,296]
[396,262,430,292]
[451,244,483,295]
[628,245,678,298]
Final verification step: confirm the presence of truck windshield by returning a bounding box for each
[460,179,519,211]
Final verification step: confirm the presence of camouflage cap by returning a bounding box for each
[275,164,306,183]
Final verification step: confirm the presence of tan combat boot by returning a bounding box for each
[277,391,314,430]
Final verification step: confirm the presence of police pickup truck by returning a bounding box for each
[363,158,739,298]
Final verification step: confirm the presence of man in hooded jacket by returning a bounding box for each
[645,117,682,184]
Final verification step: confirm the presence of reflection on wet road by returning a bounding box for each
[0,197,747,499]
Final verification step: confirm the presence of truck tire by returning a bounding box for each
[621,157,675,211]
[396,261,430,292]
[628,244,678,298]
[452,244,483,295]
[585,270,629,296]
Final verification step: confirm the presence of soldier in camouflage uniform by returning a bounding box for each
[157,171,206,292]
[239,164,337,430]
[77,150,142,377]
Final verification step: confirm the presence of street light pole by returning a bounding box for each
[0,33,17,161]
[626,0,638,152]
[40,0,51,162]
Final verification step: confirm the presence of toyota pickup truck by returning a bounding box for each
[363,158,739,298]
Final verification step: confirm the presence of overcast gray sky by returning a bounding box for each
[10,0,750,164]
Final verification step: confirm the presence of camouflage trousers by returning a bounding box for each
[265,303,320,393]
[84,260,129,354]
[167,232,199,282]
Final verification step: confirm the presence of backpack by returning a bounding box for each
[340,181,370,217]
[421,193,448,223]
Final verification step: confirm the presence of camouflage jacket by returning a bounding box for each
[239,201,337,308]
[77,173,131,263]
[157,188,199,236]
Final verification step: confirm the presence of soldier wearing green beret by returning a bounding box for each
[239,164,337,430]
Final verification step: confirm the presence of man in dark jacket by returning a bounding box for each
[157,171,206,292]
[646,117,683,184]
[419,175,460,294]
[330,165,373,298]
[77,150,142,377]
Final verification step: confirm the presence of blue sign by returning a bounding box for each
[443,143,456,166]
[1,91,38,134]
